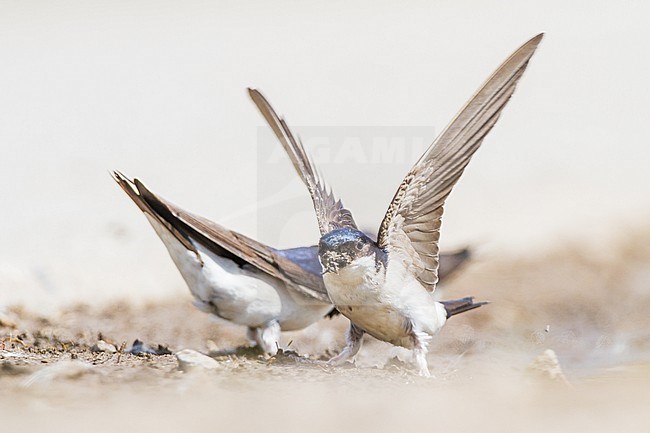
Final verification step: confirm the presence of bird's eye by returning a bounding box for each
[355,240,364,250]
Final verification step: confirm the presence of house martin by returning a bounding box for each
[249,33,543,374]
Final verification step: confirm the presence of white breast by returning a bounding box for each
[323,253,446,347]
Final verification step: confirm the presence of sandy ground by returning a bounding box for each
[1,225,649,432]
[2,3,650,431]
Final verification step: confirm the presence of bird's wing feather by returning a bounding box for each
[248,88,357,236]
[112,171,199,255]
[377,33,543,292]
[176,209,330,302]
[112,171,330,303]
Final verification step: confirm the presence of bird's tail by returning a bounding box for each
[437,247,471,281]
[440,297,488,319]
[111,170,199,253]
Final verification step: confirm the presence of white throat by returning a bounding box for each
[323,254,386,307]
[339,255,382,283]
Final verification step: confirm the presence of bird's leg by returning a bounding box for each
[256,320,281,356]
[246,327,258,346]
[413,331,432,378]
[413,348,430,377]
[327,323,364,366]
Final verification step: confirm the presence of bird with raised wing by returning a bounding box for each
[112,172,471,355]
[249,33,543,375]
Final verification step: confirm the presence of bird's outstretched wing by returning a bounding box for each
[248,88,357,236]
[376,33,544,292]
[112,171,330,303]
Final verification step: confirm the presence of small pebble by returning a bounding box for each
[128,339,172,356]
[176,349,220,372]
[91,340,117,353]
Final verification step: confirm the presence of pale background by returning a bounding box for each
[1,0,649,310]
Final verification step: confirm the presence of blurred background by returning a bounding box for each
[1,3,650,431]
[0,0,648,316]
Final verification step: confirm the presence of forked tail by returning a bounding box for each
[440,297,488,319]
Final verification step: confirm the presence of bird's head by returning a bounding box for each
[318,228,385,275]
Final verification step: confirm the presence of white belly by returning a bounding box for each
[323,255,446,348]
[147,215,330,330]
